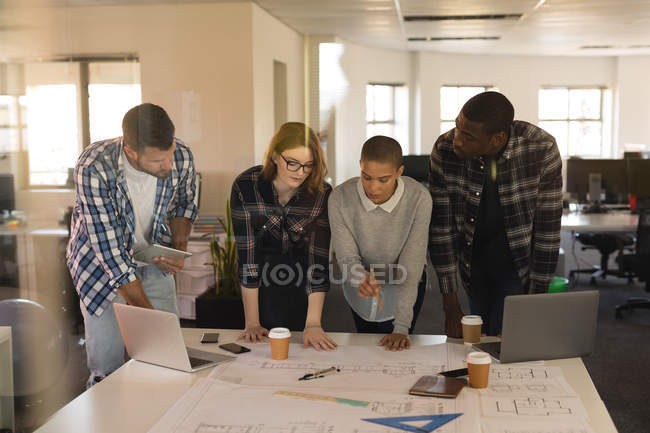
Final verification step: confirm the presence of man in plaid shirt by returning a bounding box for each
[67,103,197,386]
[429,92,562,336]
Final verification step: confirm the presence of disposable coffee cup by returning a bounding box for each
[461,315,483,345]
[268,327,291,360]
[467,352,491,389]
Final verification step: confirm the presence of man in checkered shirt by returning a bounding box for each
[429,92,562,336]
[66,103,197,387]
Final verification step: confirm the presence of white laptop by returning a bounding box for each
[114,303,234,372]
[473,290,599,363]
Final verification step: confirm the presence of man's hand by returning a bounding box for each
[443,292,464,338]
[303,326,338,351]
[117,279,154,309]
[358,274,381,299]
[152,255,184,275]
[238,324,268,343]
[379,333,411,351]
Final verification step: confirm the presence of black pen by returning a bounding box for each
[299,366,340,381]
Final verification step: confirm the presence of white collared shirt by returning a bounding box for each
[356,177,405,213]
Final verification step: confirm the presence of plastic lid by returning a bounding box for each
[467,352,492,364]
[461,315,483,325]
[268,327,291,339]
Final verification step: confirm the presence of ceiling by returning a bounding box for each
[254,0,650,56]
[6,0,650,56]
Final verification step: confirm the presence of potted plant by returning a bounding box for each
[195,199,245,329]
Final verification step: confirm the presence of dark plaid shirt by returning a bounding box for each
[429,120,563,294]
[230,166,331,294]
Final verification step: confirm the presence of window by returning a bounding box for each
[366,83,408,152]
[21,60,141,187]
[538,87,607,158]
[25,84,79,186]
[0,95,27,154]
[440,85,496,135]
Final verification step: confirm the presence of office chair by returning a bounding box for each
[0,299,69,431]
[616,209,650,318]
[402,155,430,186]
[568,232,635,285]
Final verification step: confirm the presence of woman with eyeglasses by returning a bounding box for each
[230,122,337,351]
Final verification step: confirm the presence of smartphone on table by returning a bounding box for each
[200,332,220,344]
[219,342,251,354]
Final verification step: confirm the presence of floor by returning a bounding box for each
[9,231,650,433]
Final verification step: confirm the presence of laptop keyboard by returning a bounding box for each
[475,342,502,359]
[189,356,212,369]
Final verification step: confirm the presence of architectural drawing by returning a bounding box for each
[208,344,470,392]
[148,378,480,433]
[481,396,587,419]
[488,366,562,381]
[483,377,577,397]
[481,418,596,433]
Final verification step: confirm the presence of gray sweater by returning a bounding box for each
[328,176,432,334]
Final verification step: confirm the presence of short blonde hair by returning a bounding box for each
[261,122,328,193]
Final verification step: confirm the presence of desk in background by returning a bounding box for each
[0,222,69,306]
[35,329,617,433]
[561,211,638,233]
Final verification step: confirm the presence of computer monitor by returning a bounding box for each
[565,159,628,203]
[627,159,650,199]
[0,174,15,214]
[402,155,429,185]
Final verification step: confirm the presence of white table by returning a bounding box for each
[561,211,638,233]
[35,329,618,433]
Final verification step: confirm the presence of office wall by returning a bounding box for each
[5,2,256,217]
[616,56,650,154]
[252,3,304,164]
[333,41,411,185]
[416,52,617,154]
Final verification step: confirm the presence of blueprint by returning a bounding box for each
[148,378,480,433]
[151,345,595,433]
[481,418,596,433]
[479,365,588,425]
[208,343,472,392]
[482,366,577,397]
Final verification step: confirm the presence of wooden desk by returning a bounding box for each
[35,329,617,433]
[561,211,638,232]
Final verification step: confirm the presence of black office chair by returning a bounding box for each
[615,209,650,318]
[569,232,635,285]
[402,155,429,186]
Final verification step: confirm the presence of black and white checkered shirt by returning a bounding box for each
[429,120,563,294]
[230,166,331,294]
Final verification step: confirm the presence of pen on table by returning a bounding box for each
[299,367,340,381]
[370,268,383,311]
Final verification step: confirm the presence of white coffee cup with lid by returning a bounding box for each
[461,315,483,345]
[268,327,291,360]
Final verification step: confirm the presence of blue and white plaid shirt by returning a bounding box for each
[66,137,197,316]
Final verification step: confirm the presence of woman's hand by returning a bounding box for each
[379,333,411,351]
[303,326,338,351]
[238,324,268,343]
[358,274,381,299]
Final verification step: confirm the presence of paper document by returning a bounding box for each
[481,418,596,433]
[148,378,480,433]
[209,343,472,392]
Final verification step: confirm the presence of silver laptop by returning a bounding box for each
[114,303,234,372]
[474,290,599,363]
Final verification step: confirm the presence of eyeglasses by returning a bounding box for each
[279,154,314,174]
